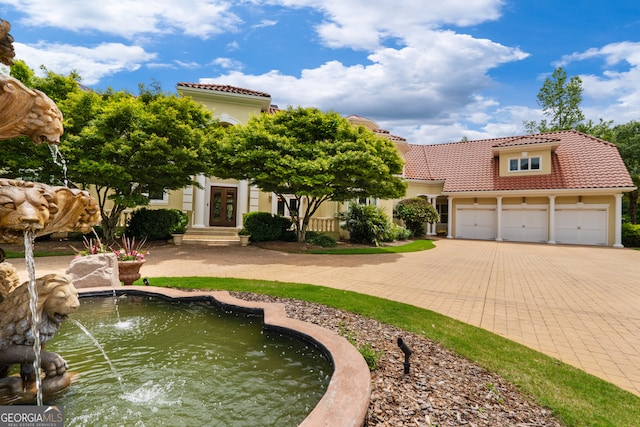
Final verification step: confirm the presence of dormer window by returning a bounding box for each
[509,155,541,172]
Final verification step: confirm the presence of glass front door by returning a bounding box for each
[209,187,237,227]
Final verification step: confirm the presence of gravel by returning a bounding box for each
[232,292,563,427]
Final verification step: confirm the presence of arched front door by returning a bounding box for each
[209,186,237,227]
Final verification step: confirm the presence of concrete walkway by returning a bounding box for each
[9,239,640,396]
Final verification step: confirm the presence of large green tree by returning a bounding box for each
[212,106,407,241]
[1,62,220,241]
[60,87,219,240]
[612,121,640,224]
[525,67,585,133]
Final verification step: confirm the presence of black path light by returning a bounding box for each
[397,337,413,375]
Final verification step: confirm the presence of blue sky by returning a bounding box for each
[1,0,639,144]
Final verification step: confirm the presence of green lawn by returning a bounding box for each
[4,249,75,258]
[149,276,640,427]
[308,239,435,254]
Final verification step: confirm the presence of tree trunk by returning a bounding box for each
[102,205,126,244]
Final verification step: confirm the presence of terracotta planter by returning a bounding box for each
[118,260,146,286]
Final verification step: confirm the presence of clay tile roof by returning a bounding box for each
[177,82,271,98]
[405,130,634,192]
[374,128,407,142]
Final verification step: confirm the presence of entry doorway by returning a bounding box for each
[209,187,237,227]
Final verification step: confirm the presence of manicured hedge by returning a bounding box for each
[243,212,292,242]
[127,208,185,240]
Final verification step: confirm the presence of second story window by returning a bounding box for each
[509,156,541,172]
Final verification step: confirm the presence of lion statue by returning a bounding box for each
[0,74,63,145]
[0,19,15,66]
[0,262,78,402]
[0,19,62,145]
[0,179,100,244]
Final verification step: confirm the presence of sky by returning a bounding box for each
[1,0,639,144]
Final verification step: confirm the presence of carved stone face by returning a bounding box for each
[28,94,64,145]
[0,75,64,145]
[0,182,54,243]
[41,276,80,325]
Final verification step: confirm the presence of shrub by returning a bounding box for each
[394,198,439,237]
[339,202,393,246]
[339,325,384,371]
[169,209,189,234]
[622,222,640,247]
[305,232,337,247]
[243,212,292,242]
[382,223,411,242]
[127,208,183,241]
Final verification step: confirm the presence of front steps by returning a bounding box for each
[180,227,241,246]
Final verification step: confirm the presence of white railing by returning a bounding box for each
[306,217,341,237]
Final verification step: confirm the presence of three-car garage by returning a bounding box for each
[454,203,609,246]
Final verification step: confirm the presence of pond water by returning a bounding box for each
[46,295,332,426]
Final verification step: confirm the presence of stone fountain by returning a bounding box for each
[0,19,100,404]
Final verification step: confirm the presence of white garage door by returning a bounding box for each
[555,209,607,246]
[456,207,496,240]
[502,208,548,242]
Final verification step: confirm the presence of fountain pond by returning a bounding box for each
[46,293,332,426]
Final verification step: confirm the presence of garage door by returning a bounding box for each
[502,208,548,242]
[555,209,607,246]
[456,207,496,240]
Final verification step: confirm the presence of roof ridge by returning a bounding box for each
[409,135,520,147]
[408,129,615,148]
[177,82,271,98]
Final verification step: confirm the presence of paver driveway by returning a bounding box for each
[10,238,640,396]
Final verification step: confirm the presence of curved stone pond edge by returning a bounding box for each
[78,286,371,427]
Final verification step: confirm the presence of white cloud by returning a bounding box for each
[253,20,277,29]
[174,60,201,69]
[559,41,640,125]
[2,0,242,39]
[15,0,634,145]
[376,104,541,145]
[14,41,156,85]
[212,57,244,70]
[201,29,527,144]
[261,0,504,50]
[3,0,521,142]
[194,1,534,144]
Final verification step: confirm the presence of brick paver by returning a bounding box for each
[10,239,640,396]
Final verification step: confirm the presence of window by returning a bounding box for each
[509,156,541,172]
[277,195,298,216]
[436,200,448,224]
[356,196,378,206]
[146,188,169,205]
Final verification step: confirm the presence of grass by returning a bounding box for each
[4,249,75,258]
[148,276,640,427]
[307,239,435,254]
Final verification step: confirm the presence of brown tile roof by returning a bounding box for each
[405,130,634,192]
[177,82,271,98]
[374,128,407,142]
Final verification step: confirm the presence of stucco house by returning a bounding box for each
[161,82,633,247]
[403,131,635,247]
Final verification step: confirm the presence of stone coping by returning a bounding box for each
[78,286,371,427]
